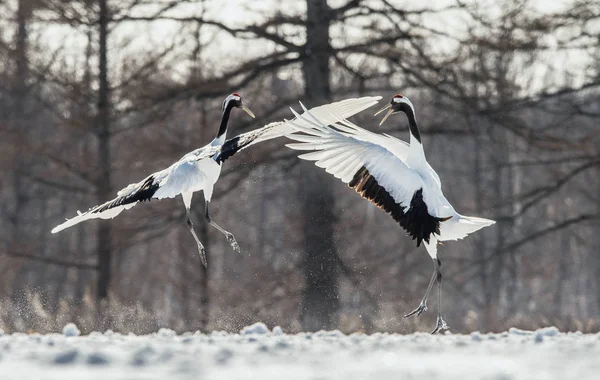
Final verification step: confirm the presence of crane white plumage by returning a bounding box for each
[284,94,495,334]
[51,94,382,268]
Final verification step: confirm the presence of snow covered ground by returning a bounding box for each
[0,323,598,380]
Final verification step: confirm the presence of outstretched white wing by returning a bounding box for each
[51,168,170,233]
[285,105,422,208]
[51,146,219,234]
[284,105,452,247]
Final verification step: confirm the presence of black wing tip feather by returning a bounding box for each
[216,124,279,164]
[349,166,445,246]
[215,136,242,164]
[93,176,159,214]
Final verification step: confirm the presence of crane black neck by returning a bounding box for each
[216,100,236,141]
[401,105,421,144]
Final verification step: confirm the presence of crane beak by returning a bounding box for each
[241,104,255,118]
[374,104,393,126]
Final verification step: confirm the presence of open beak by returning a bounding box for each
[241,104,255,118]
[374,104,393,126]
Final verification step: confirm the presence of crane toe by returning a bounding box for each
[431,315,449,335]
[226,233,240,253]
[404,302,428,318]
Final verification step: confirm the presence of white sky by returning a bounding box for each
[2,0,595,95]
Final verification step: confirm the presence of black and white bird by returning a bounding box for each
[285,94,495,333]
[52,93,381,267]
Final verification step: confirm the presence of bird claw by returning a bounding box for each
[404,302,427,318]
[226,233,240,253]
[431,315,449,335]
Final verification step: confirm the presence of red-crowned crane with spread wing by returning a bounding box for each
[52,94,382,267]
[285,94,495,333]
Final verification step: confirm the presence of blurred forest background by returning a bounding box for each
[0,0,599,334]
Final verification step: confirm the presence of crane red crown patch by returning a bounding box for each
[232,92,241,97]
[393,94,403,98]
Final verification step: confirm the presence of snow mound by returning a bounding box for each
[0,324,597,380]
[536,326,560,337]
[508,327,530,335]
[156,328,176,337]
[62,323,80,337]
[240,322,270,335]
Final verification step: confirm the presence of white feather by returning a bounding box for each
[285,117,423,208]
[438,215,496,242]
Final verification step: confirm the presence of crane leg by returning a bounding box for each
[404,258,438,318]
[430,258,448,334]
[404,258,449,333]
[205,202,240,253]
[186,207,207,268]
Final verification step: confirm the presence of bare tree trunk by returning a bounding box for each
[473,116,490,330]
[506,132,522,314]
[299,0,339,331]
[197,113,210,332]
[185,19,211,332]
[596,169,600,316]
[9,0,32,307]
[96,0,112,301]
[11,0,30,251]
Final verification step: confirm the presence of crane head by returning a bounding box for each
[374,94,415,126]
[222,93,255,118]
